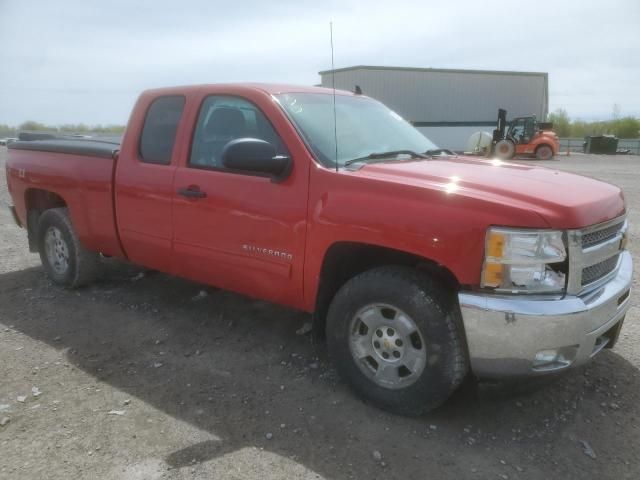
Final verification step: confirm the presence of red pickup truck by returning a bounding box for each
[5,84,632,415]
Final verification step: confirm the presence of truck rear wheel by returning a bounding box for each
[326,266,468,416]
[37,208,100,288]
[535,144,554,160]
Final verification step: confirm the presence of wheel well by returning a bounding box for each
[312,242,460,340]
[24,189,67,252]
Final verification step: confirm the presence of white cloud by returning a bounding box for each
[0,0,638,124]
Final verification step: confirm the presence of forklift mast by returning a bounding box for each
[493,108,507,143]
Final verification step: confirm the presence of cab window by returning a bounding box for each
[139,96,185,164]
[510,119,526,142]
[189,96,287,169]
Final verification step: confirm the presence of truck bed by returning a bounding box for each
[6,136,124,258]
[8,137,121,159]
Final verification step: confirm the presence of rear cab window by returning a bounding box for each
[139,96,186,164]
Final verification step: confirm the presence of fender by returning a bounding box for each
[302,164,551,311]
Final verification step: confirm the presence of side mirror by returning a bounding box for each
[221,138,291,181]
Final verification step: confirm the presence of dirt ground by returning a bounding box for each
[0,148,638,480]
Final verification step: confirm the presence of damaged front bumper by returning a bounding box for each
[458,251,633,379]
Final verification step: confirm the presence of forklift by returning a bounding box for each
[492,109,560,160]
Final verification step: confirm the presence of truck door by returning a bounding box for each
[171,94,308,309]
[115,95,187,273]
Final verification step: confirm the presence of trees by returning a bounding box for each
[612,117,640,138]
[547,110,639,139]
[18,121,53,132]
[0,124,16,137]
[547,109,571,137]
[3,121,126,136]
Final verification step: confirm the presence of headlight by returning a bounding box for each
[481,228,567,293]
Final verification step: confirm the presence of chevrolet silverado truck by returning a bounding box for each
[5,84,633,415]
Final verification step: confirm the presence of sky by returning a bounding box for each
[0,0,638,126]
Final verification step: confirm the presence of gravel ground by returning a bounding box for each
[0,148,638,480]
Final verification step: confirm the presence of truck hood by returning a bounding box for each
[352,156,625,229]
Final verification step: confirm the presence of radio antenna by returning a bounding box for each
[330,21,338,172]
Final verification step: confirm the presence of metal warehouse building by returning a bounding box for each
[319,65,548,151]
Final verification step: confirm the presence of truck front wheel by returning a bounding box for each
[37,208,100,288]
[326,266,468,416]
[494,139,516,159]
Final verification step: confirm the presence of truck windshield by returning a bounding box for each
[275,93,438,168]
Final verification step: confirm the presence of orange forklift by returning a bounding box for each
[493,108,560,160]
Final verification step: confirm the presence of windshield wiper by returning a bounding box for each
[424,148,456,156]
[344,150,429,166]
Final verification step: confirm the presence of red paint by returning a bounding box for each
[515,128,560,157]
[6,84,626,313]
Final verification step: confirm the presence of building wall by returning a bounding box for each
[319,66,548,151]
[415,126,493,152]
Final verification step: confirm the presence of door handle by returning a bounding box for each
[177,186,207,199]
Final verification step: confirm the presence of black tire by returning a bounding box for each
[37,207,100,288]
[494,139,516,160]
[326,266,468,416]
[535,144,554,160]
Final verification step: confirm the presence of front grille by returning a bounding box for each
[581,254,619,286]
[567,216,626,294]
[582,222,624,248]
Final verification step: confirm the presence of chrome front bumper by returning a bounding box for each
[459,251,633,379]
